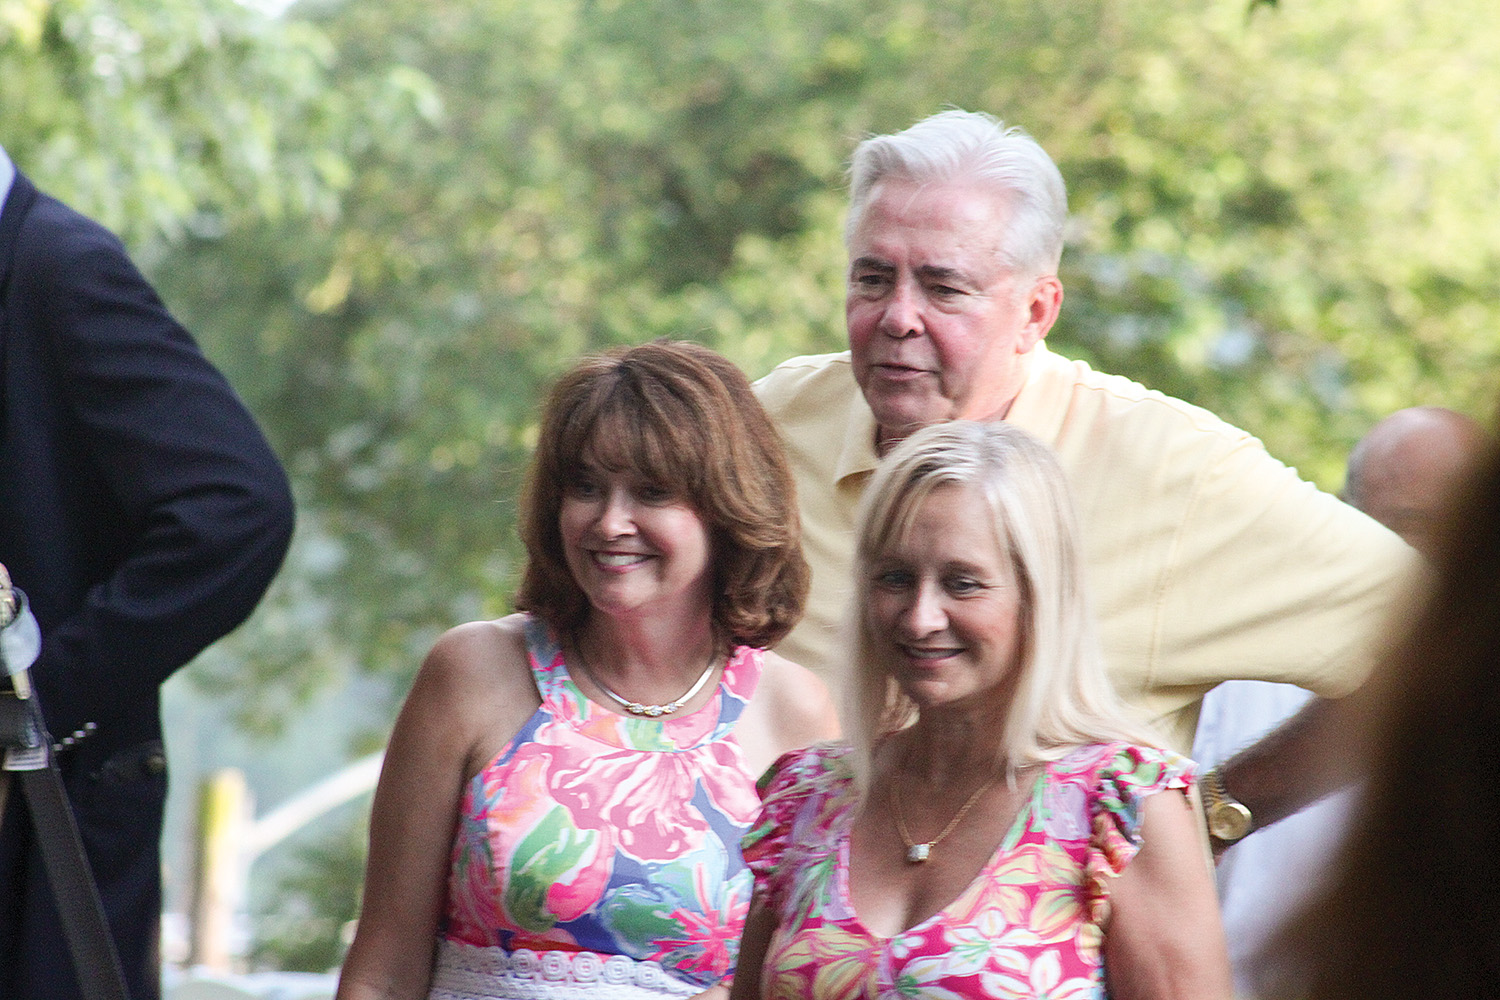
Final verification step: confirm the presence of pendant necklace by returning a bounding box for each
[891,771,999,864]
[573,639,719,718]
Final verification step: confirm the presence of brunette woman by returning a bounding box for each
[338,341,837,1000]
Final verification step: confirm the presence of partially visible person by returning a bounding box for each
[1264,421,1500,1000]
[1193,404,1488,996]
[755,110,1416,850]
[0,144,296,1000]
[733,421,1231,1000]
[1343,405,1488,555]
[336,341,838,1000]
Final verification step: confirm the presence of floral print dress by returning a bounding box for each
[429,615,762,999]
[742,741,1195,1000]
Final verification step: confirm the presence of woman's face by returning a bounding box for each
[865,483,1025,715]
[558,451,714,625]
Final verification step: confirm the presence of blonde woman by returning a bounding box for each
[733,421,1230,1000]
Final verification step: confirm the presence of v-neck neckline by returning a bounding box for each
[834,765,1048,940]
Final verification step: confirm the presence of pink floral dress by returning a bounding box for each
[742,741,1195,1000]
[429,616,762,999]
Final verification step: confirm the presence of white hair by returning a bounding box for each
[845,109,1069,278]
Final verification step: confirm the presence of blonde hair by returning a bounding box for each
[844,421,1158,793]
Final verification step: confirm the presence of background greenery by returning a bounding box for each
[6,0,1498,970]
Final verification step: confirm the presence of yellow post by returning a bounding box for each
[186,768,252,971]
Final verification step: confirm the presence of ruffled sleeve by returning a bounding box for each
[741,748,805,879]
[1083,744,1197,918]
[741,743,856,910]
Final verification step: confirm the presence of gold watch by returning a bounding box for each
[1201,766,1253,843]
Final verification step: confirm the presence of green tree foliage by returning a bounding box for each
[16,0,1499,709]
[10,0,1500,966]
[166,0,1500,731]
[248,808,367,973]
[0,0,352,241]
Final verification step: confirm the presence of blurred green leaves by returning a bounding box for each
[14,0,1498,967]
[9,0,1500,723]
[1,0,352,241]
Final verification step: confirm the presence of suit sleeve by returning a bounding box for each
[22,206,295,732]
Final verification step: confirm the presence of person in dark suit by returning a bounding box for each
[0,145,296,1000]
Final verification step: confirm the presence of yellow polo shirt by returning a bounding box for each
[755,347,1417,752]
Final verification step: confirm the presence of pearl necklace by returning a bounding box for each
[573,641,719,718]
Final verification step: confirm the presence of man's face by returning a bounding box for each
[846,177,1059,448]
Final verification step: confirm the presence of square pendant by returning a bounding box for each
[906,843,931,863]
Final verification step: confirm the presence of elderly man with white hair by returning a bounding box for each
[756,109,1416,851]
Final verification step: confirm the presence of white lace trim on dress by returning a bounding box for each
[428,940,704,1000]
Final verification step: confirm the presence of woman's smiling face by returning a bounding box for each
[558,451,713,624]
[864,483,1025,715]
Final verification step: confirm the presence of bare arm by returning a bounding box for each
[336,619,537,1000]
[728,894,777,1000]
[1104,789,1233,1000]
[1213,682,1375,856]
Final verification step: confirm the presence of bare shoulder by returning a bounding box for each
[746,650,840,758]
[404,614,540,778]
[421,615,532,688]
[758,649,835,710]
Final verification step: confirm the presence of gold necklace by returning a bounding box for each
[572,639,719,718]
[891,772,999,864]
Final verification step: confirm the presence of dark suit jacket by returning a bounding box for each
[0,169,295,1000]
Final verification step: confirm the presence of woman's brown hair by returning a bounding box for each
[514,340,808,649]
